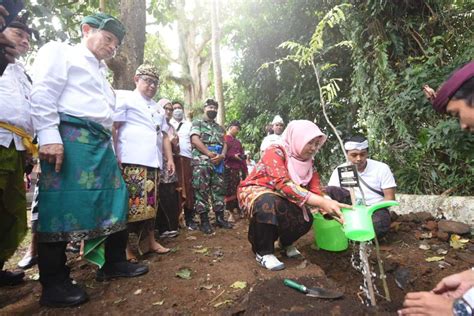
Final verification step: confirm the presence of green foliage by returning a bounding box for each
[227,0,474,195]
[345,0,474,195]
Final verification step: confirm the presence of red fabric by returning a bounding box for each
[224,134,247,174]
[238,144,322,208]
[432,61,474,113]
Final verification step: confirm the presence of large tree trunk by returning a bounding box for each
[211,0,225,125]
[107,0,146,90]
[169,0,211,112]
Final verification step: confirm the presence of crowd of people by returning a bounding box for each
[0,7,473,315]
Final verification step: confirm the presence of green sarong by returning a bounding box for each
[0,145,27,261]
[37,114,128,245]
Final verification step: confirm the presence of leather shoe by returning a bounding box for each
[96,261,149,282]
[40,279,88,307]
[0,269,25,286]
[215,212,233,229]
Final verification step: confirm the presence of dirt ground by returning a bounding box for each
[1,211,473,315]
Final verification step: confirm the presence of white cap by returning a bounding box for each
[271,115,284,125]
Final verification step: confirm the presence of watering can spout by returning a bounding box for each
[367,200,399,216]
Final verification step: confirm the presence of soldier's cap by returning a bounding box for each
[81,13,126,45]
[204,98,218,108]
[135,63,160,80]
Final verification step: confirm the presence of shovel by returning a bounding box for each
[283,279,343,299]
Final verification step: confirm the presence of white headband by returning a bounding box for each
[344,140,368,151]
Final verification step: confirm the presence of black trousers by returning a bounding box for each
[38,229,128,287]
[156,182,180,233]
[247,194,313,256]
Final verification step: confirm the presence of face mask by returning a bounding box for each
[173,108,184,120]
[206,110,217,120]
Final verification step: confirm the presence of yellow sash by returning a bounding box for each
[0,122,38,158]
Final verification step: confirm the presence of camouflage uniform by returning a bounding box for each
[190,119,225,215]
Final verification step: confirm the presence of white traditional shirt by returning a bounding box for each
[169,117,192,159]
[113,90,168,169]
[0,62,33,150]
[328,158,397,205]
[260,133,282,153]
[30,41,116,146]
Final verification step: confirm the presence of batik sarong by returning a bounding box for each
[37,114,128,242]
[122,164,158,223]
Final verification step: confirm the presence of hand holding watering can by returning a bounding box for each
[307,193,351,224]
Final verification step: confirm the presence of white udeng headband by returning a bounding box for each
[344,140,369,151]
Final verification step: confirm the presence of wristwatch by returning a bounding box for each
[453,289,474,316]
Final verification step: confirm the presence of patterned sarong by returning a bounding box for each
[122,164,158,223]
[0,145,27,261]
[37,114,128,243]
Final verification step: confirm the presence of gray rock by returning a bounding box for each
[438,220,471,235]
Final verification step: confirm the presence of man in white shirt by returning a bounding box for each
[30,13,147,308]
[0,12,36,287]
[113,65,174,262]
[169,101,199,230]
[260,115,285,155]
[326,135,396,237]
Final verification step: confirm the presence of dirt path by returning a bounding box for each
[1,213,472,315]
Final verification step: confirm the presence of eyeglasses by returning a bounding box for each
[140,76,159,87]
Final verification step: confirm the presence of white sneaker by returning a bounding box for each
[283,245,302,258]
[256,254,285,271]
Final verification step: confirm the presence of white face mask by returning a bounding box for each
[173,108,184,120]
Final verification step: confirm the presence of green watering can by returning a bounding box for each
[342,200,399,242]
[312,213,348,252]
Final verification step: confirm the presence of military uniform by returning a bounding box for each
[190,118,226,216]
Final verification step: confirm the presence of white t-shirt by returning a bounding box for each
[327,159,396,205]
[260,134,282,153]
[113,90,168,169]
[169,118,192,159]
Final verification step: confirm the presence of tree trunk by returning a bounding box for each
[99,0,105,12]
[107,0,146,90]
[168,0,211,111]
[211,0,225,125]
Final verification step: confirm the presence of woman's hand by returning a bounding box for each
[318,199,350,224]
[307,193,350,224]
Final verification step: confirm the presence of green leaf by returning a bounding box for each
[176,268,192,279]
[230,281,247,289]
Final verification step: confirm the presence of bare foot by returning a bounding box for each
[150,240,170,254]
[126,244,138,263]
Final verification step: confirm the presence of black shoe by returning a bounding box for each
[0,269,25,286]
[40,280,89,308]
[0,270,25,286]
[215,212,233,229]
[186,219,199,231]
[199,213,214,235]
[96,261,149,282]
[185,209,199,231]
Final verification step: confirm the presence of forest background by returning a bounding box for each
[24,0,474,195]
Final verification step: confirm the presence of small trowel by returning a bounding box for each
[283,279,343,299]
